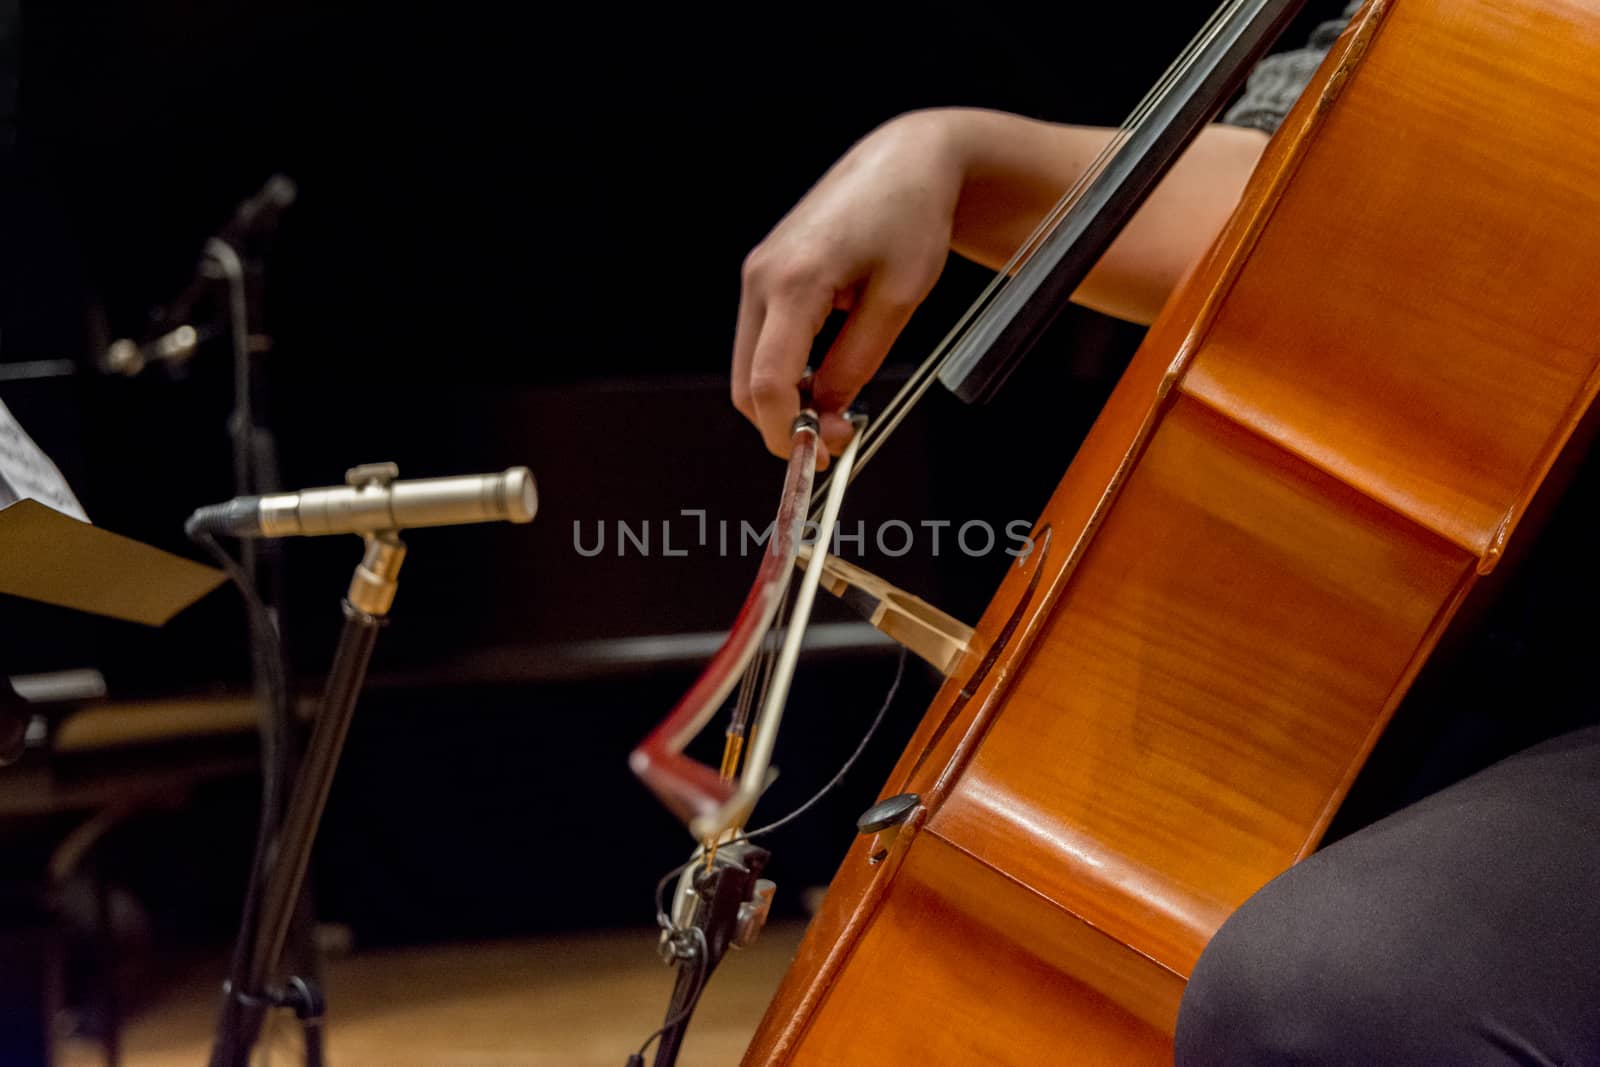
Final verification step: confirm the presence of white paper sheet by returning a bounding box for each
[0,395,88,522]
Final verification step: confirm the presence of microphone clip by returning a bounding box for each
[344,461,400,492]
[345,463,407,617]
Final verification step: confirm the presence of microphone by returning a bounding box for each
[102,323,208,376]
[102,174,298,375]
[185,464,537,539]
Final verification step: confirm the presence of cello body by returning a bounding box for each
[744,0,1600,1061]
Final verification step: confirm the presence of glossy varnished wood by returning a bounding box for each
[932,396,1472,976]
[746,0,1600,1062]
[789,834,1174,1066]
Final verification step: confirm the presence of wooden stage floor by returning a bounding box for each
[60,922,807,1066]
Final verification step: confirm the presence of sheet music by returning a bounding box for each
[0,395,89,522]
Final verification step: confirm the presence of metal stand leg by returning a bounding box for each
[208,533,404,1067]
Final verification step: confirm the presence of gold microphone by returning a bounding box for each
[185,463,536,538]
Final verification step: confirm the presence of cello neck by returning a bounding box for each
[938,0,1307,405]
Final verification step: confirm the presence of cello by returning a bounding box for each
[634,0,1600,1060]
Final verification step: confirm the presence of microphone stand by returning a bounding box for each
[208,521,406,1067]
[644,842,773,1067]
[204,233,330,1065]
[114,186,315,1045]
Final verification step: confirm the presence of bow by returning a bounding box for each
[629,409,864,842]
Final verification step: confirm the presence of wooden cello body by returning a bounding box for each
[743,0,1600,1061]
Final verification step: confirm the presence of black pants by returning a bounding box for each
[1174,724,1600,1066]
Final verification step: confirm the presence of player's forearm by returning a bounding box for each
[922,108,1269,325]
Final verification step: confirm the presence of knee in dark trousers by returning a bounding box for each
[1174,726,1600,1067]
[1174,858,1414,1065]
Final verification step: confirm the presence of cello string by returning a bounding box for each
[724,608,777,776]
[724,562,797,781]
[748,588,794,745]
[808,0,1247,515]
[723,662,759,779]
[713,589,792,866]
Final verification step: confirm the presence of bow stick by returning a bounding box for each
[630,411,864,840]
